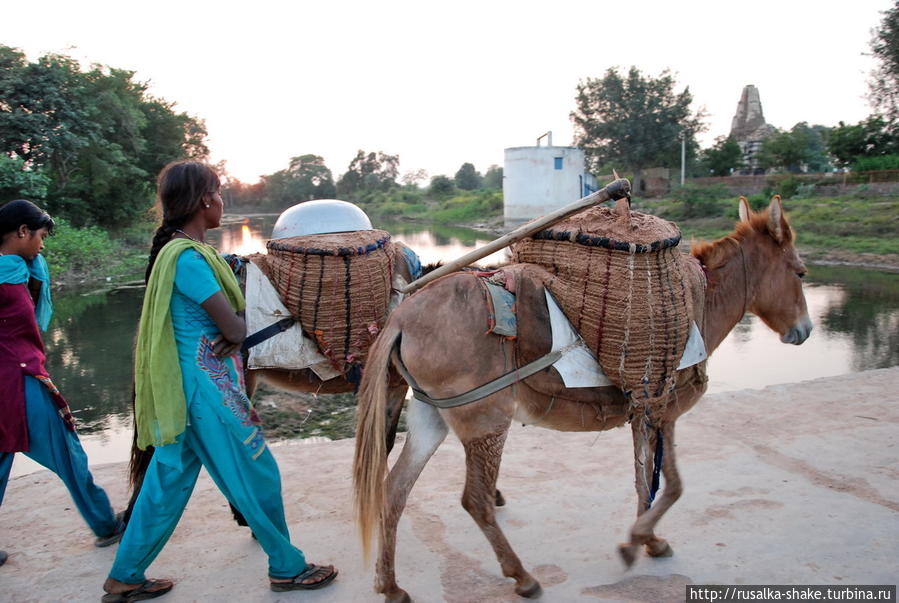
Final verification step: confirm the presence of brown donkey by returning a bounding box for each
[353,196,813,602]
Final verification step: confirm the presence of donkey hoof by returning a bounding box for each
[384,589,412,603]
[618,543,639,568]
[515,576,542,598]
[646,539,673,558]
[495,489,506,507]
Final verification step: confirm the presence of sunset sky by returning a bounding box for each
[1,0,891,182]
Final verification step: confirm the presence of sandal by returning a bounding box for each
[95,511,126,548]
[0,550,7,567]
[270,563,338,592]
[101,579,173,602]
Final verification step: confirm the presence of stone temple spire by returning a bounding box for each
[730,85,768,139]
[729,85,776,174]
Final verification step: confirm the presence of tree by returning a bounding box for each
[870,1,899,120]
[827,116,899,168]
[0,47,97,182]
[571,66,705,192]
[758,122,831,173]
[336,150,399,198]
[0,45,210,226]
[0,155,51,201]
[264,154,336,206]
[483,164,503,189]
[454,162,482,190]
[400,168,429,187]
[429,174,454,197]
[698,136,743,176]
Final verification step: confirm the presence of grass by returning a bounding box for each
[252,383,406,441]
[645,193,899,259]
[43,217,153,287]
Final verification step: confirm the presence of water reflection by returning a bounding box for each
[12,215,898,477]
[43,289,144,432]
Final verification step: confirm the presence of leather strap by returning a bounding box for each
[392,341,577,409]
[241,317,296,352]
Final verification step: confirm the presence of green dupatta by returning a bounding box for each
[134,239,245,449]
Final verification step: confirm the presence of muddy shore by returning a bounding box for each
[2,367,897,602]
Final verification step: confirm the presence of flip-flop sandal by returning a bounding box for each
[270,564,338,592]
[101,579,173,602]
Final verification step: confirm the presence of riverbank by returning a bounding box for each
[2,367,897,602]
[46,192,899,291]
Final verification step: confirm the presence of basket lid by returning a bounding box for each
[527,206,681,252]
[271,199,373,239]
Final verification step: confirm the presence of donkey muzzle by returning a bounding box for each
[781,315,813,345]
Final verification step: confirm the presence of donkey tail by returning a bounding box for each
[353,318,402,561]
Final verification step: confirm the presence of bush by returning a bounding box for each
[663,184,730,220]
[432,190,503,224]
[43,217,119,277]
[773,176,801,199]
[852,154,899,171]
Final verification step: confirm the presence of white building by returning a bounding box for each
[503,134,597,226]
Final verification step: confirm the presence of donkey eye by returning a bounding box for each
[796,271,806,279]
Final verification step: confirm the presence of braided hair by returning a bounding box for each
[145,160,220,283]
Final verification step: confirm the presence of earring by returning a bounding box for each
[204,204,210,208]
[18,233,24,238]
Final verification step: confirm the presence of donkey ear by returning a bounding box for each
[738,196,751,223]
[767,195,784,243]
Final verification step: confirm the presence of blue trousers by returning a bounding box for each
[108,394,306,583]
[0,376,117,538]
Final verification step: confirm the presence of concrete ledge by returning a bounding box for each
[2,368,897,602]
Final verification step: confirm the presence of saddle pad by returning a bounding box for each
[483,279,517,337]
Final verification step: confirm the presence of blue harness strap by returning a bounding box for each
[646,428,664,509]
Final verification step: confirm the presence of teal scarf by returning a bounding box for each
[0,254,53,330]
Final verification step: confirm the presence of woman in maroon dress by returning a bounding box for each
[0,200,123,568]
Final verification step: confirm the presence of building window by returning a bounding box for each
[554,157,563,170]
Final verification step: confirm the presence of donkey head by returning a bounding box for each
[738,195,813,345]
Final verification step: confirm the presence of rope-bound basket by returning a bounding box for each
[263,229,395,377]
[511,204,694,424]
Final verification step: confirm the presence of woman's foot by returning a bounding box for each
[102,577,173,602]
[95,511,126,548]
[270,563,338,591]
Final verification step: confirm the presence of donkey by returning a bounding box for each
[353,195,813,602]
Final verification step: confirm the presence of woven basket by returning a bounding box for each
[263,230,395,376]
[511,205,693,422]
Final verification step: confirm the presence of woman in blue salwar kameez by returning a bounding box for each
[102,161,337,602]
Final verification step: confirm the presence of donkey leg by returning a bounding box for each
[619,421,682,566]
[460,428,541,598]
[384,385,407,455]
[376,398,448,603]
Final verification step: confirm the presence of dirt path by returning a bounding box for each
[2,367,897,602]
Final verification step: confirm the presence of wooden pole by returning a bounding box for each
[399,178,631,294]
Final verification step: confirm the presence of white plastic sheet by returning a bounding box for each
[244,262,340,380]
[546,290,705,388]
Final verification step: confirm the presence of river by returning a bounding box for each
[10,215,899,477]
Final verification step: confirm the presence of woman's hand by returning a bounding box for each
[211,334,242,358]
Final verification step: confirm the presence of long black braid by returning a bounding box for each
[144,220,188,284]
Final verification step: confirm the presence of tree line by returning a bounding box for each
[3,2,898,231]
[224,152,503,210]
